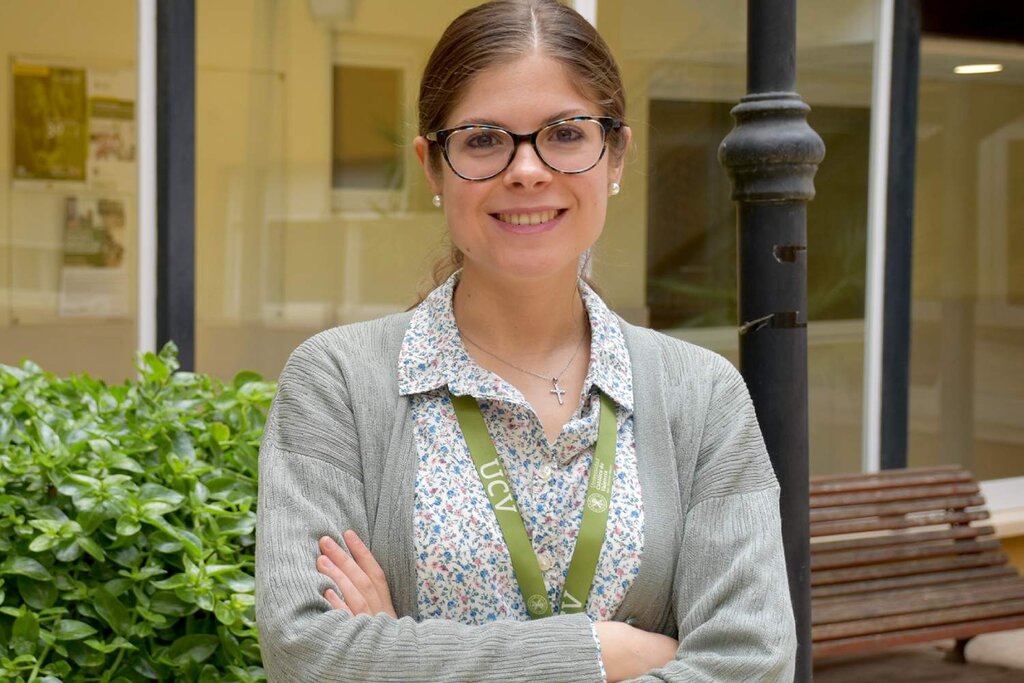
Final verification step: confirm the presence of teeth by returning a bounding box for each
[497,210,559,225]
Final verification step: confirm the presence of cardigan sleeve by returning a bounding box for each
[625,353,797,682]
[255,336,606,683]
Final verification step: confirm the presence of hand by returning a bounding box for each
[594,621,679,682]
[316,530,397,618]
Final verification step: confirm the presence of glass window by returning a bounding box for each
[195,0,478,380]
[646,99,737,330]
[194,0,879,479]
[909,39,1024,480]
[332,65,403,191]
[0,1,138,382]
[599,0,878,476]
[647,100,869,330]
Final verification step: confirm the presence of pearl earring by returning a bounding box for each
[432,194,443,208]
[609,182,621,196]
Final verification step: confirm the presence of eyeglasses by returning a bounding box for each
[426,116,623,181]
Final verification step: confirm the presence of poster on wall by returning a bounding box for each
[58,196,130,318]
[88,69,136,191]
[12,62,88,182]
[10,58,137,323]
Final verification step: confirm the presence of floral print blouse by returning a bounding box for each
[397,271,644,628]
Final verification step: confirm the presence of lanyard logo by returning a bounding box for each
[586,492,609,513]
[527,594,551,617]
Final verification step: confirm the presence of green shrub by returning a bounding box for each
[0,344,273,682]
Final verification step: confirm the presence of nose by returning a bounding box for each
[502,140,552,189]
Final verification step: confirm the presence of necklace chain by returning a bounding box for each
[458,326,587,405]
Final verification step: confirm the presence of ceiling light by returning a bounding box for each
[954,64,1004,75]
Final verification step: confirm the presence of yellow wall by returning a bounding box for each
[0,0,138,379]
[2,2,1021,494]
[907,63,1024,481]
[0,0,877,383]
[0,0,884,479]
[1005,535,1024,574]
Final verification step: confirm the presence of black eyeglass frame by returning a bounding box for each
[425,115,624,181]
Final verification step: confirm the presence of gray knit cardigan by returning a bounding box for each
[256,311,797,682]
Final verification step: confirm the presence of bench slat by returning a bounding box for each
[812,551,1008,586]
[810,495,984,523]
[811,465,963,483]
[811,482,980,508]
[813,575,1023,611]
[810,509,988,537]
[809,466,1024,661]
[813,578,1024,625]
[812,538,1001,570]
[810,565,1018,599]
[810,467,970,495]
[813,598,1024,641]
[812,614,1024,658]
[810,525,993,553]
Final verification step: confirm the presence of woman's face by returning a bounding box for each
[415,51,629,285]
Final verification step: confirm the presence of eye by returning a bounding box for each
[547,123,586,144]
[464,130,503,149]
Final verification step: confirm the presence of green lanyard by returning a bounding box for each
[449,390,617,618]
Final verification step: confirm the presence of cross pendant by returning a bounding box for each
[549,378,566,405]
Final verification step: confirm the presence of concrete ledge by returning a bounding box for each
[981,477,1024,538]
[991,508,1024,539]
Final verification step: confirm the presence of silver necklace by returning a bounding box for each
[458,327,587,406]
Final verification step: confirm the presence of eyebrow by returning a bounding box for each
[450,108,593,130]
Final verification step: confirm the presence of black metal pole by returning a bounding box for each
[718,1,824,680]
[880,0,921,470]
[156,0,196,371]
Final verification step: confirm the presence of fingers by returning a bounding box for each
[321,537,378,612]
[324,588,353,615]
[342,530,397,616]
[317,552,371,614]
[317,532,397,618]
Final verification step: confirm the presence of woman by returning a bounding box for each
[255,1,796,681]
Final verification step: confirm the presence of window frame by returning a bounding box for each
[977,117,1024,328]
[329,35,419,217]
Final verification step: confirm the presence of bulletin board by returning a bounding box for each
[8,58,136,323]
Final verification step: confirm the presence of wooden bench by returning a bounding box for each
[810,465,1024,661]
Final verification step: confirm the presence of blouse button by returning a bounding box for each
[538,464,554,482]
[537,554,554,571]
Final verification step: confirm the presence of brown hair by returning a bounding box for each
[413,0,626,303]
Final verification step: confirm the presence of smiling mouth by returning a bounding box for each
[493,209,565,225]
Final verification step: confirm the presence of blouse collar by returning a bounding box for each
[397,270,633,413]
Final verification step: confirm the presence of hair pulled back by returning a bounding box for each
[416,0,626,298]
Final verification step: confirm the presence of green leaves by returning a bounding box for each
[168,634,220,666]
[93,587,131,635]
[18,576,58,609]
[138,482,186,515]
[0,343,269,681]
[1,556,52,581]
[141,351,171,383]
[12,611,39,654]
[54,619,98,640]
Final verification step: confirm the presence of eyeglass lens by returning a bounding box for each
[445,119,607,179]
